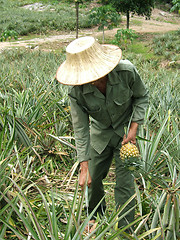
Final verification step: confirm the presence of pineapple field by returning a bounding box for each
[0,0,180,239]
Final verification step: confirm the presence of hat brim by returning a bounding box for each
[56,44,122,86]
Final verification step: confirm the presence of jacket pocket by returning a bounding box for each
[113,90,133,116]
[114,90,132,105]
[82,106,101,115]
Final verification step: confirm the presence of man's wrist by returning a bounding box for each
[80,161,88,170]
[130,122,138,130]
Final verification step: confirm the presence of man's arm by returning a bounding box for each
[130,67,149,125]
[69,94,92,188]
[122,65,149,145]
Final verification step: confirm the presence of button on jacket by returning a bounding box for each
[68,60,149,162]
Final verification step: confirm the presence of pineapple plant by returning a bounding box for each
[120,142,141,171]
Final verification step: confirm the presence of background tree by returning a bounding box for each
[89,5,120,42]
[101,0,155,29]
[171,0,180,12]
[75,0,91,38]
[75,0,82,39]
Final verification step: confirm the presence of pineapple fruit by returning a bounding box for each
[120,142,140,160]
[120,142,140,171]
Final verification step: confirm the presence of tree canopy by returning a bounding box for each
[101,0,155,28]
[89,5,120,42]
[171,0,180,12]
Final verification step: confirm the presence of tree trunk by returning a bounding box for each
[126,10,130,29]
[102,27,105,43]
[75,2,79,39]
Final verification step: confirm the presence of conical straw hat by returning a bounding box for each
[56,36,122,85]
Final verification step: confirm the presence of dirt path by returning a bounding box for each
[0,8,179,50]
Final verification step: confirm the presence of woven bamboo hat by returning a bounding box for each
[56,36,122,85]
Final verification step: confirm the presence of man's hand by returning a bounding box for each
[122,122,138,145]
[79,161,92,189]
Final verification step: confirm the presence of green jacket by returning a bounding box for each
[68,60,149,162]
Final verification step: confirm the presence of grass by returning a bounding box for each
[131,19,143,26]
[0,0,92,37]
[128,43,156,60]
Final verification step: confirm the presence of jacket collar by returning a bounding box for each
[82,66,120,95]
[82,83,94,94]
[108,67,120,85]
[83,84,104,99]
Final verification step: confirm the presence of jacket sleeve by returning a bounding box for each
[130,67,149,124]
[69,94,91,162]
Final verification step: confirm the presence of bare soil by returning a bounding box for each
[0,8,179,51]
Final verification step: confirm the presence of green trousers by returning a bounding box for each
[88,132,135,228]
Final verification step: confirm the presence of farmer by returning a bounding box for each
[56,36,149,231]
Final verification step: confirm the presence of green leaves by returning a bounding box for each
[171,0,180,12]
[111,28,138,49]
[0,29,18,42]
[89,5,121,42]
[0,48,73,156]
[0,24,179,239]
[101,0,155,28]
[152,31,180,61]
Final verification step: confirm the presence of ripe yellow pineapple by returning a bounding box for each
[120,142,140,171]
[120,142,140,160]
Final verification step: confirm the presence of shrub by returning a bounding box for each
[111,28,138,49]
[0,29,18,42]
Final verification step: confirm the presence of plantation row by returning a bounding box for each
[0,0,91,38]
[0,31,179,238]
